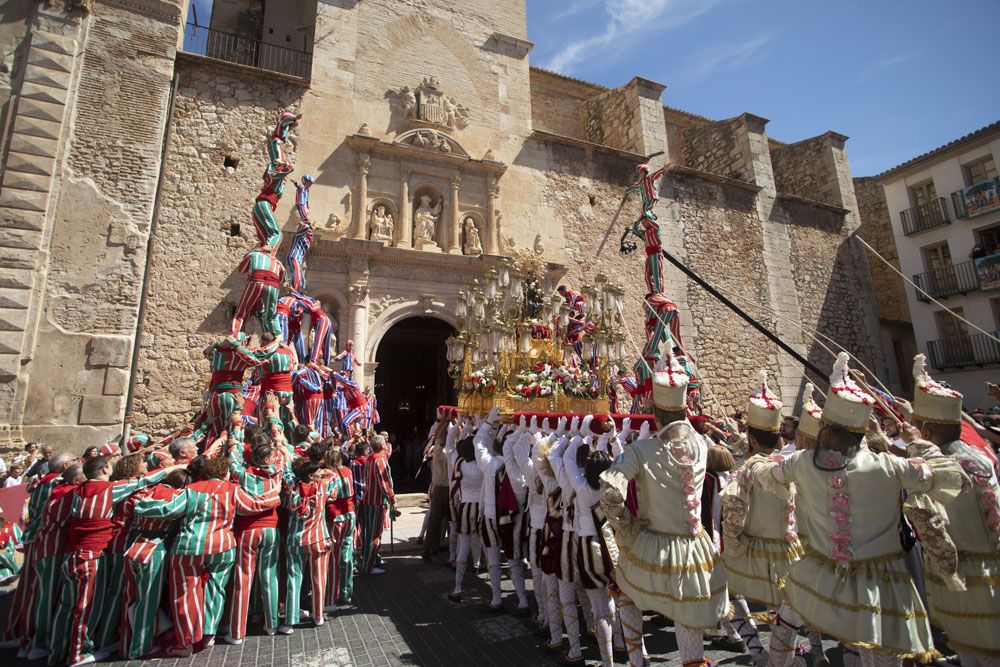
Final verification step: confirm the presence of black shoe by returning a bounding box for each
[534,626,550,639]
[446,592,462,603]
[512,605,530,617]
[479,603,504,614]
[559,653,585,665]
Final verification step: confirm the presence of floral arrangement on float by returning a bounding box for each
[463,367,499,396]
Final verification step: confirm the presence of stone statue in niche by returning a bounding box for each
[414,195,442,244]
[533,233,545,255]
[371,205,394,243]
[463,217,482,256]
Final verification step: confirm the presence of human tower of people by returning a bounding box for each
[0,113,396,665]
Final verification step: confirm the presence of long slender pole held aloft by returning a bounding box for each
[660,249,829,384]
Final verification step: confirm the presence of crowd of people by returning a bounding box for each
[414,352,1000,667]
[0,405,399,665]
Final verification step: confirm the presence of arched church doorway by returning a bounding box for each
[374,316,456,491]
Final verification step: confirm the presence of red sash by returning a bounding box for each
[255,191,279,210]
[261,373,292,393]
[250,270,280,288]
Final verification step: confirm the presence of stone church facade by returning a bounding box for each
[0,0,890,446]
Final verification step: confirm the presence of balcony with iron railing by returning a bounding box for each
[913,260,983,302]
[951,177,1000,220]
[182,23,313,80]
[900,197,950,236]
[927,334,1000,369]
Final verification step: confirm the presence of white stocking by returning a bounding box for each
[471,533,483,568]
[532,565,548,624]
[453,534,471,594]
[731,601,767,659]
[576,581,595,634]
[675,623,705,665]
[508,559,528,608]
[448,521,458,563]
[615,590,647,667]
[485,546,502,606]
[558,579,582,658]
[767,604,802,667]
[545,573,562,646]
[586,588,615,667]
[721,620,741,642]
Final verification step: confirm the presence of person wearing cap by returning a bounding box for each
[98,441,122,468]
[795,383,823,452]
[752,353,963,667]
[910,354,1000,665]
[287,173,314,293]
[720,371,804,666]
[599,355,729,667]
[189,334,279,447]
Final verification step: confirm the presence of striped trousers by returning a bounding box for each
[119,537,168,659]
[49,550,106,666]
[3,542,35,646]
[328,516,355,603]
[228,528,279,639]
[30,554,62,652]
[196,390,243,445]
[285,544,329,625]
[308,316,332,365]
[231,280,281,338]
[644,247,663,294]
[252,199,282,248]
[93,551,126,650]
[356,504,387,574]
[167,550,236,649]
[288,257,306,293]
[297,396,324,432]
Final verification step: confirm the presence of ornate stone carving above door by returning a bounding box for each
[387,77,470,133]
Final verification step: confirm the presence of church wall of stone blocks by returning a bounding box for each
[0,0,892,447]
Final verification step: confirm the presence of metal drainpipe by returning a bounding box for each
[122,67,181,435]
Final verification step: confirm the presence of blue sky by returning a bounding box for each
[526,0,999,176]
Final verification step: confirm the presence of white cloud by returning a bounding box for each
[550,0,601,21]
[545,0,720,73]
[678,33,772,86]
[858,52,915,80]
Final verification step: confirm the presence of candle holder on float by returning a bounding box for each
[453,251,627,418]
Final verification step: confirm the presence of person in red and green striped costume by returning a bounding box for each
[133,455,280,657]
[221,427,287,645]
[255,340,298,441]
[230,247,286,339]
[190,334,279,446]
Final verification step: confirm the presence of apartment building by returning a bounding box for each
[879,121,1000,408]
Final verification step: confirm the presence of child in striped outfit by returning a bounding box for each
[0,514,22,582]
[280,458,338,633]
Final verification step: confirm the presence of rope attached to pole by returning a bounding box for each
[660,249,829,383]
